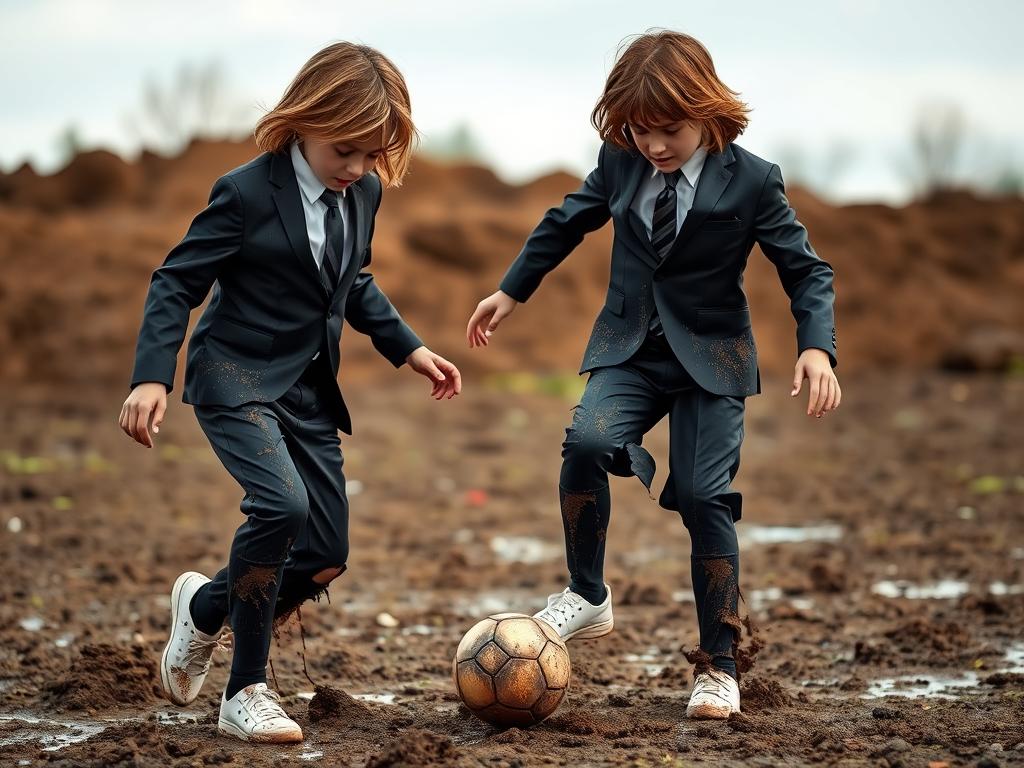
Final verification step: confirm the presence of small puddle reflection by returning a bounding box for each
[861,642,1024,700]
[489,536,561,564]
[622,648,669,677]
[0,713,107,752]
[741,524,843,545]
[452,590,536,617]
[871,580,969,599]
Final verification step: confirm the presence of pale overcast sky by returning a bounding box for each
[2,0,1021,202]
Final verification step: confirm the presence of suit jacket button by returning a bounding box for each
[327,310,334,318]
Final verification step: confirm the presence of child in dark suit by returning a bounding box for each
[119,42,461,743]
[467,30,840,719]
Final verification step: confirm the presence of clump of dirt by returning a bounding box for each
[42,721,202,766]
[884,618,972,660]
[44,643,161,711]
[307,683,372,723]
[740,676,793,709]
[364,729,461,767]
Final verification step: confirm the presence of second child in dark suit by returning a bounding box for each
[468,30,840,720]
[119,43,461,744]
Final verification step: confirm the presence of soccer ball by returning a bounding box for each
[452,612,571,727]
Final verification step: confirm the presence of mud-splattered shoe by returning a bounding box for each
[218,683,304,743]
[533,584,613,641]
[160,571,228,705]
[686,668,740,719]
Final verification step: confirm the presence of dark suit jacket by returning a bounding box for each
[499,142,837,397]
[130,151,423,434]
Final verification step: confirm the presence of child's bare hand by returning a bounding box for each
[791,349,841,418]
[406,346,462,400]
[119,382,168,447]
[467,290,518,348]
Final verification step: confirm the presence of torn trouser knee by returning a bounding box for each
[561,428,658,501]
[273,563,348,622]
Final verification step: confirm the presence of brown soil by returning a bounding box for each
[44,644,162,712]
[0,143,1022,765]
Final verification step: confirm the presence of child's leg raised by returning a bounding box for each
[555,365,665,606]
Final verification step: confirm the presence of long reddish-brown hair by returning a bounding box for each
[254,42,417,187]
[592,30,750,154]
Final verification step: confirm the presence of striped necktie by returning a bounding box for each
[650,169,682,259]
[647,169,682,336]
[318,189,343,291]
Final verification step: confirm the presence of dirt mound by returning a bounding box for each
[1,139,1023,389]
[740,677,794,709]
[44,644,161,711]
[364,729,461,767]
[306,683,372,723]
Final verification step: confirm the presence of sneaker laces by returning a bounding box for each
[248,687,289,722]
[692,669,734,701]
[537,590,585,629]
[180,630,232,676]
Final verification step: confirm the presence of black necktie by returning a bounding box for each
[318,189,343,291]
[647,170,682,336]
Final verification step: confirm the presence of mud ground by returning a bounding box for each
[0,369,1022,766]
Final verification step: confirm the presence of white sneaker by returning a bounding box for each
[533,584,614,641]
[218,683,304,743]
[160,571,229,705]
[686,668,741,719]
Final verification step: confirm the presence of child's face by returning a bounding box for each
[300,133,385,192]
[627,119,703,173]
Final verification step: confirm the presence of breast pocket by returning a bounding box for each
[702,217,745,232]
[207,316,275,358]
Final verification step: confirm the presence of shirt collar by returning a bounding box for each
[290,140,346,204]
[648,145,709,188]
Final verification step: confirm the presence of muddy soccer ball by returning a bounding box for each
[452,612,571,727]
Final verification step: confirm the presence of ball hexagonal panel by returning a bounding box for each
[455,618,497,663]
[494,657,545,709]
[493,616,547,659]
[455,659,496,710]
[475,641,511,675]
[538,640,570,689]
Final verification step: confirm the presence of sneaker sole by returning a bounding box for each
[160,572,202,706]
[218,718,304,744]
[562,617,614,642]
[686,702,739,719]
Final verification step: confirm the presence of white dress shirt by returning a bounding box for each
[290,140,353,361]
[630,146,709,240]
[289,140,352,276]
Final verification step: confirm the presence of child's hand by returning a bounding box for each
[467,290,518,348]
[405,346,462,400]
[791,349,841,418]
[119,382,168,447]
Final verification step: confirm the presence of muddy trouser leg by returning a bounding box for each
[194,376,350,632]
[559,350,672,606]
[663,387,745,680]
[191,401,310,700]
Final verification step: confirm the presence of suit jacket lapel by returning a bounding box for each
[270,152,329,301]
[616,152,661,270]
[659,145,735,267]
